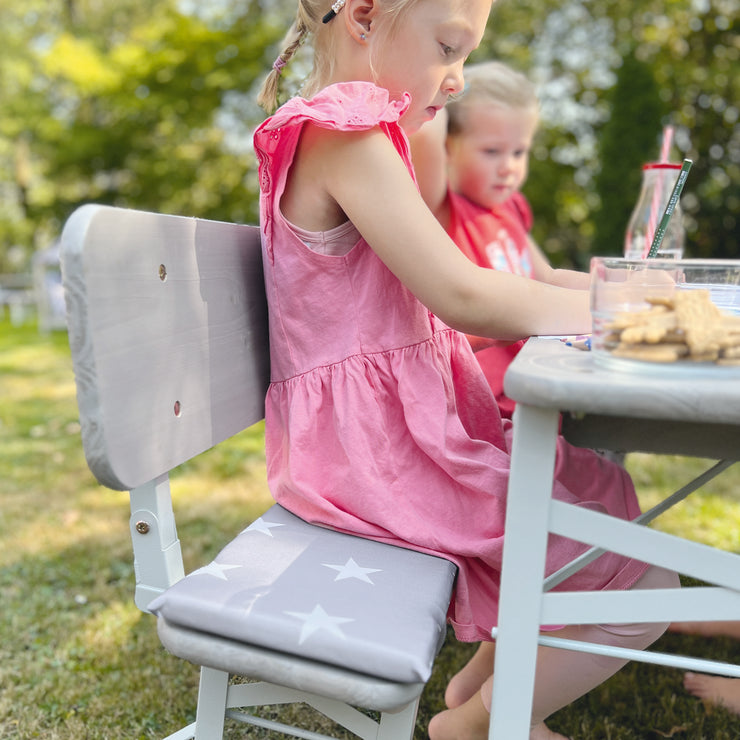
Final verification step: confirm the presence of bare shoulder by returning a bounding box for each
[310,124,401,176]
[281,123,396,231]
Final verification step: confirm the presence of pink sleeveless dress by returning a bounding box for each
[254,82,647,642]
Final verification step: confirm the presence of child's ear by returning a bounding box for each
[344,0,376,42]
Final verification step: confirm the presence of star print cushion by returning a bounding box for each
[148,504,456,683]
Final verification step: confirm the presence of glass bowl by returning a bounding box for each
[589,257,740,375]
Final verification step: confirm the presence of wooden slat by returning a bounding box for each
[61,205,269,490]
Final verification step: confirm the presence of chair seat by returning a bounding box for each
[156,617,427,712]
[149,504,456,685]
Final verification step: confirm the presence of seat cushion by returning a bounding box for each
[148,504,456,683]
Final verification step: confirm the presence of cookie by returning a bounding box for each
[672,290,723,356]
[721,345,740,359]
[611,342,688,363]
[605,288,738,366]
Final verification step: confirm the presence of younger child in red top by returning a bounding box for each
[411,60,589,417]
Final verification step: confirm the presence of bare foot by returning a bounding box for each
[428,693,570,740]
[445,642,495,709]
[684,672,740,714]
[670,621,740,640]
[429,690,491,740]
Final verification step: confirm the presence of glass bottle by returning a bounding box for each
[624,163,685,260]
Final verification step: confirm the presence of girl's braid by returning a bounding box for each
[257,9,311,113]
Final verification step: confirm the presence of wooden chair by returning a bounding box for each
[60,204,457,740]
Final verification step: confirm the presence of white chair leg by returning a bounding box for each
[194,667,229,740]
[376,698,420,740]
[162,721,197,740]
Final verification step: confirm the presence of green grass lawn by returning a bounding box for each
[2,314,740,739]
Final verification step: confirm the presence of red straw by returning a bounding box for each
[660,126,674,163]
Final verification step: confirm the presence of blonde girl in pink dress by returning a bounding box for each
[254,1,679,738]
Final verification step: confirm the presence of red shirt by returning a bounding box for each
[447,190,534,418]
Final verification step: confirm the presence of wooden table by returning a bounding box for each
[488,337,740,738]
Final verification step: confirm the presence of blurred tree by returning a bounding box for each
[592,50,666,257]
[0,0,282,272]
[0,0,737,274]
[672,7,739,259]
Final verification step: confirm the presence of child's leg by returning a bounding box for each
[524,619,664,726]
[671,619,740,715]
[446,565,679,711]
[684,672,740,714]
[430,616,655,740]
[525,565,679,726]
[432,673,574,740]
[445,641,495,708]
[670,620,740,639]
[430,565,678,740]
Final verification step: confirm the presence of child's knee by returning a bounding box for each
[589,566,680,649]
[597,567,679,648]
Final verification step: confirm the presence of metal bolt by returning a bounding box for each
[135,520,151,534]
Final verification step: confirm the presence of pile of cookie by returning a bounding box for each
[605,288,740,365]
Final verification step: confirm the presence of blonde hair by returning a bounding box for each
[257,0,423,114]
[447,61,539,137]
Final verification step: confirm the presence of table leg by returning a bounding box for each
[489,404,560,739]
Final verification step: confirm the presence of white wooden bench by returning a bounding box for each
[60,204,457,740]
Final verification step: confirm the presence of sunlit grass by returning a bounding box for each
[2,315,740,739]
[630,454,740,552]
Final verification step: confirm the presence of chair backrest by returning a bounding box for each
[61,204,270,491]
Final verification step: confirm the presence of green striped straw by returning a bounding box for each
[646,158,692,258]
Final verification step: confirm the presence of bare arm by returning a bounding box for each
[290,126,592,340]
[528,235,591,290]
[408,109,450,219]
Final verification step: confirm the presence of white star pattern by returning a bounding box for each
[191,562,241,580]
[322,557,382,584]
[284,604,354,644]
[242,517,285,537]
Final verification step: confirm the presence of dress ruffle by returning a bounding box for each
[259,81,411,133]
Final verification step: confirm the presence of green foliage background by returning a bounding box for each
[0,0,738,273]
